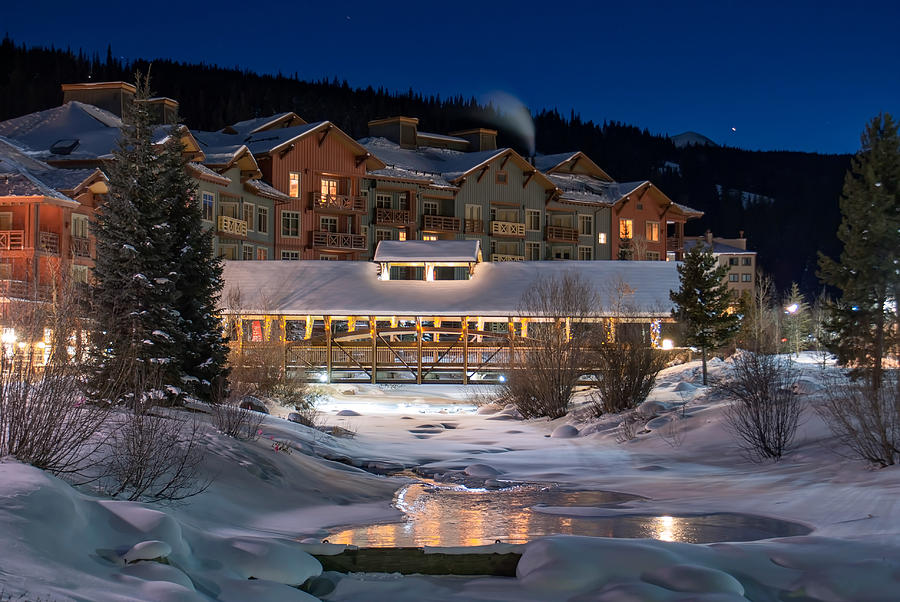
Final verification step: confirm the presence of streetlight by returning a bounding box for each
[785,303,799,314]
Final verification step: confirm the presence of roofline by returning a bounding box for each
[61,81,136,93]
[449,148,557,191]
[368,116,420,127]
[0,193,79,208]
[261,122,386,170]
[187,163,231,186]
[449,128,499,136]
[545,151,614,181]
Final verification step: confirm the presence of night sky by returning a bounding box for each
[6,0,899,154]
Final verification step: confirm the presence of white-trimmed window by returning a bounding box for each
[398,192,410,211]
[646,251,661,261]
[319,254,338,261]
[256,206,268,234]
[598,232,607,245]
[375,229,392,242]
[578,214,593,236]
[742,273,752,282]
[320,177,339,198]
[281,250,300,260]
[256,247,268,260]
[242,245,254,260]
[645,221,660,242]
[578,246,593,260]
[619,218,633,240]
[243,203,255,231]
[423,201,438,216]
[201,192,215,221]
[320,216,338,233]
[526,241,540,260]
[398,229,407,241]
[375,193,392,209]
[281,211,300,237]
[289,172,301,198]
[729,273,739,282]
[526,209,540,231]
[72,214,89,239]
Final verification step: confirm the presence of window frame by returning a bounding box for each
[423,200,439,216]
[619,218,633,240]
[243,202,255,232]
[256,247,268,260]
[201,192,215,222]
[525,209,540,232]
[288,172,301,198]
[281,250,300,260]
[242,244,254,261]
[578,214,593,236]
[71,214,90,239]
[256,206,269,234]
[645,221,660,242]
[319,215,338,233]
[375,193,392,209]
[741,273,752,282]
[375,228,392,242]
[495,170,508,185]
[526,241,541,260]
[281,210,300,238]
[578,245,593,260]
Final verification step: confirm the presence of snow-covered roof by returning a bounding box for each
[550,174,645,206]
[244,178,292,203]
[685,239,755,255]
[417,131,469,144]
[193,130,252,167]
[0,138,82,204]
[533,152,579,172]
[221,260,679,318]
[187,162,231,186]
[222,112,305,137]
[244,122,324,155]
[374,240,481,263]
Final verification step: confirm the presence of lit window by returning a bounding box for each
[281,211,300,237]
[598,232,607,244]
[422,234,437,241]
[578,214,593,236]
[645,221,660,242]
[398,230,407,241]
[256,247,268,260]
[289,173,300,198]
[320,177,339,199]
[619,219,633,240]
[201,192,215,221]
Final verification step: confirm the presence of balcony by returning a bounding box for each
[422,214,461,232]
[490,221,525,238]
[312,192,366,213]
[545,225,579,243]
[71,236,91,258]
[666,236,684,252]
[0,230,24,250]
[376,208,411,226]
[218,215,248,237]
[39,232,59,255]
[0,279,51,300]
[464,219,484,234]
[491,253,525,262]
[312,231,367,250]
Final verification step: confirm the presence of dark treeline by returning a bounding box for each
[0,36,850,296]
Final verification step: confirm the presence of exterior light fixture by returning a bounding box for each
[498,375,506,383]
[661,338,674,350]
[785,303,799,314]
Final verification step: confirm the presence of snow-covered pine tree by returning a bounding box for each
[90,73,183,399]
[781,282,811,356]
[156,124,229,402]
[818,113,900,390]
[670,243,740,385]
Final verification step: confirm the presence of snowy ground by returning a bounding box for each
[1,352,898,601]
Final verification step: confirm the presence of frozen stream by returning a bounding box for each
[328,481,811,547]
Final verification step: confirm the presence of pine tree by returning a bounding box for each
[670,243,740,384]
[156,126,229,401]
[90,73,183,399]
[781,282,811,356]
[818,113,900,390]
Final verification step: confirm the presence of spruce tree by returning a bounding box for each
[670,243,740,384]
[818,113,900,390]
[781,282,811,356]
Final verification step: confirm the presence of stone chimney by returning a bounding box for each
[368,117,420,149]
[449,128,498,152]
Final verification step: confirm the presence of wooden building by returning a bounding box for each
[685,230,757,296]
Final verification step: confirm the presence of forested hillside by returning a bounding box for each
[0,36,850,295]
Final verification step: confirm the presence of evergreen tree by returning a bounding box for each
[818,113,900,389]
[670,244,740,384]
[90,73,183,399]
[781,282,811,356]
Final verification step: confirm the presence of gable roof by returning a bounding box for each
[0,138,79,205]
[193,130,261,176]
[374,240,481,263]
[221,112,306,136]
[535,151,613,181]
[244,122,385,170]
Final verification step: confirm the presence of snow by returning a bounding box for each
[1,352,899,600]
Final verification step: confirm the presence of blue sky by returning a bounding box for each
[7,0,900,154]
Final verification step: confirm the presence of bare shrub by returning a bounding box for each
[212,402,264,441]
[615,412,641,443]
[716,352,803,461]
[818,372,899,467]
[589,327,667,416]
[660,414,687,448]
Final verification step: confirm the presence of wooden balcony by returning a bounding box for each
[312,192,366,213]
[218,215,248,237]
[0,230,24,250]
[0,279,51,300]
[545,225,579,243]
[71,236,91,258]
[312,231,367,250]
[491,253,525,262]
[376,208,411,226]
[39,232,59,255]
[666,236,684,252]
[464,219,484,234]
[491,221,525,238]
[422,214,461,232]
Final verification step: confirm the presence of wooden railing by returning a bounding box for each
[71,236,91,258]
[422,214,461,232]
[0,279,51,300]
[375,208,410,225]
[545,225,579,242]
[491,253,525,262]
[218,215,248,237]
[39,232,59,255]
[666,236,683,252]
[312,231,367,250]
[491,221,525,238]
[312,192,366,213]
[464,219,484,234]
[0,230,24,250]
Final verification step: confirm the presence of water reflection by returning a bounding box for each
[328,483,810,548]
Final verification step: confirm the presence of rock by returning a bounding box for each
[122,540,172,564]
[551,424,579,438]
[336,409,361,416]
[238,396,268,414]
[464,463,503,477]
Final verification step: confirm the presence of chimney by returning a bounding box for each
[705,229,713,244]
[368,117,419,149]
[449,128,498,152]
[62,81,136,117]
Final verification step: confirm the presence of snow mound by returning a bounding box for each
[476,405,500,415]
[122,540,172,563]
[464,463,503,477]
[641,563,744,595]
[551,424,579,438]
[336,409,361,416]
[674,381,698,392]
[791,378,822,394]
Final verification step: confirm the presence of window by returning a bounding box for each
[729,257,739,266]
[243,203,255,231]
[619,218,633,239]
[465,204,482,220]
[398,192,410,211]
[72,214,89,239]
[646,251,661,261]
[598,232,607,245]
[281,211,300,237]
[375,193,392,209]
[526,241,540,260]
[219,245,238,260]
[526,209,540,231]
[729,273,739,282]
[256,248,268,260]
[423,201,438,216]
[0,212,11,229]
[645,221,660,242]
[281,250,300,260]
[742,257,752,266]
[742,273,752,282]
[361,225,368,240]
[320,177,339,198]
[289,172,300,198]
[320,216,338,233]
[553,247,572,260]
[242,245,254,260]
[219,202,239,218]
[422,234,437,241]
[398,229,407,241]
[375,229,392,242]
[578,246,593,260]
[496,171,508,184]
[578,214,593,236]
[256,207,269,234]
[201,192,215,221]
[319,254,338,261]
[71,264,90,284]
